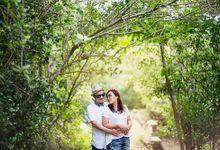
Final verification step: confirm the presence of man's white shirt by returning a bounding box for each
[87,102,111,149]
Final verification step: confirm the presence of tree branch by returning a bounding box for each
[49,0,180,82]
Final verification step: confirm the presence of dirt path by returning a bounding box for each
[130,109,180,150]
[130,109,149,150]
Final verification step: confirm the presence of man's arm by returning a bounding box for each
[90,120,118,136]
[102,116,120,129]
[87,106,118,136]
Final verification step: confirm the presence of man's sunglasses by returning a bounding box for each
[95,93,105,99]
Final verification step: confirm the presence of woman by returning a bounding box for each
[102,89,132,150]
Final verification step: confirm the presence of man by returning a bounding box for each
[87,84,117,150]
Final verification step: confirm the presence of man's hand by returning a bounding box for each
[118,124,130,135]
[110,129,119,136]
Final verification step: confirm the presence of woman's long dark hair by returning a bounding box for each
[107,89,124,113]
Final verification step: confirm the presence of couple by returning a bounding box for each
[87,85,132,150]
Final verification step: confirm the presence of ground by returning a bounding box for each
[130,109,180,150]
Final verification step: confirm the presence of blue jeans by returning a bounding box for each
[108,137,130,150]
[92,143,113,150]
[92,145,104,150]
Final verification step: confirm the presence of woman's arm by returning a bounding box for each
[118,115,132,135]
[127,115,132,129]
[125,115,132,134]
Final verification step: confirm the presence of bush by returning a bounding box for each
[0,65,54,149]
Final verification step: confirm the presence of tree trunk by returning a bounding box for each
[196,140,202,150]
[211,129,216,150]
[159,43,185,150]
[183,122,195,150]
[182,122,194,150]
[39,61,42,78]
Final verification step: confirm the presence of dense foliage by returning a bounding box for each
[1,0,220,149]
[167,19,220,149]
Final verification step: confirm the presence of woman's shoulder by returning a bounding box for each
[123,104,129,113]
[123,104,128,109]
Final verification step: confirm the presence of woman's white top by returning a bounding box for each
[103,105,131,139]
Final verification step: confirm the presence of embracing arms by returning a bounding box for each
[87,106,118,136]
[102,115,132,135]
[90,120,118,136]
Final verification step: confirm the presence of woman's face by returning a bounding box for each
[107,91,118,104]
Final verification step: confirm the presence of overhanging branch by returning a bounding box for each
[49,0,180,82]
